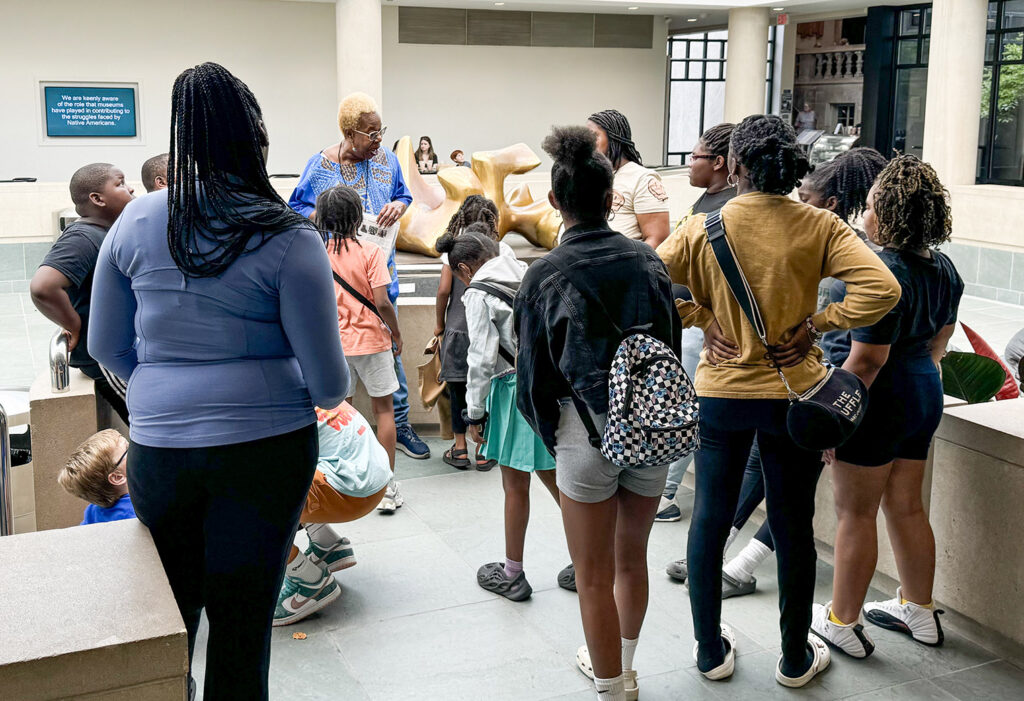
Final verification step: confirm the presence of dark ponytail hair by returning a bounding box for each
[542,125,613,224]
[730,114,811,196]
[316,186,364,254]
[444,195,499,238]
[435,227,499,272]
[167,62,310,277]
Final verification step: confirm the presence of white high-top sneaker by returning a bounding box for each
[811,602,875,658]
[863,587,944,646]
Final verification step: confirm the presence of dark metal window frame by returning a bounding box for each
[890,4,932,158]
[978,0,1024,186]
[834,103,856,127]
[664,27,777,165]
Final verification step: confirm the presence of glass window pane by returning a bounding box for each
[671,62,687,79]
[893,67,929,159]
[704,81,726,130]
[989,2,1000,32]
[901,9,921,36]
[988,34,998,62]
[708,30,727,41]
[991,63,1024,180]
[924,7,932,34]
[922,37,930,63]
[670,40,685,58]
[979,66,994,178]
[706,62,721,80]
[898,38,919,64]
[1003,31,1024,61]
[688,62,704,80]
[1005,0,1024,30]
[707,41,722,59]
[668,81,703,153]
[689,41,705,59]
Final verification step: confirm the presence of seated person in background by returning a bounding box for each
[141,153,169,193]
[417,136,439,173]
[58,429,136,525]
[1006,328,1024,382]
[30,163,134,424]
[451,149,471,168]
[275,403,392,626]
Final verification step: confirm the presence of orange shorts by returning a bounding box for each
[300,471,387,524]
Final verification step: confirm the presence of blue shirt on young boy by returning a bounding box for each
[81,493,137,525]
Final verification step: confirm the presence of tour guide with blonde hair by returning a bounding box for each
[288,92,431,461]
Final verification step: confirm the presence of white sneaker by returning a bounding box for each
[377,481,404,514]
[575,646,638,701]
[864,587,944,646]
[811,602,875,658]
[692,624,737,681]
[776,634,831,688]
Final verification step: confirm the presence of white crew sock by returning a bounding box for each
[286,551,326,585]
[723,538,772,583]
[621,637,638,671]
[304,523,341,548]
[723,526,740,557]
[594,674,626,701]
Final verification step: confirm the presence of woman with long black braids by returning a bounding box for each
[658,114,899,688]
[89,63,349,699]
[587,109,671,248]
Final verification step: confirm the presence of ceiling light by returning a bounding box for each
[687,18,698,23]
[773,7,785,10]
[628,6,639,9]
[494,2,504,5]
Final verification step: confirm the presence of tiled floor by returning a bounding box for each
[182,438,1024,700]
[2,293,1023,390]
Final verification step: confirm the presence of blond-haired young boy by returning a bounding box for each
[57,428,136,525]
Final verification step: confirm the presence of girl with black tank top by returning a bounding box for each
[811,155,964,660]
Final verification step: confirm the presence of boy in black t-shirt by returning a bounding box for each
[30,163,134,423]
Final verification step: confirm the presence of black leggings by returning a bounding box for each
[128,424,318,701]
[689,398,823,670]
[448,381,468,435]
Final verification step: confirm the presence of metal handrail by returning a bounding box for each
[50,329,71,393]
[0,400,11,536]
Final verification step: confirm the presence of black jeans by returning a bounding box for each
[733,441,774,550]
[447,381,468,435]
[128,424,318,701]
[688,398,823,667]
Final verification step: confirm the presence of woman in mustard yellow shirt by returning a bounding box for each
[658,114,900,689]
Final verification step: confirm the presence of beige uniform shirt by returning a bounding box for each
[609,161,670,240]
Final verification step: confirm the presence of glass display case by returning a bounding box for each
[807,134,861,165]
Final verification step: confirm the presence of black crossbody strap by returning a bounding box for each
[703,209,797,399]
[467,281,517,366]
[332,271,390,332]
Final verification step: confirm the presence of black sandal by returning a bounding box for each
[474,452,497,472]
[443,445,471,470]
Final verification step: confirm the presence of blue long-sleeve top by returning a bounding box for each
[89,190,349,449]
[288,148,412,301]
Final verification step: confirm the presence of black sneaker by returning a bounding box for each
[558,563,577,592]
[477,562,532,602]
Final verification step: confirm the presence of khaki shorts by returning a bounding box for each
[554,401,669,503]
[346,350,399,398]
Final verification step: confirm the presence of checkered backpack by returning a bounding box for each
[547,241,700,469]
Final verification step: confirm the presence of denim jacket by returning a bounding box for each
[514,223,681,455]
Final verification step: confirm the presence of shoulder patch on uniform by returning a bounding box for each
[648,179,668,201]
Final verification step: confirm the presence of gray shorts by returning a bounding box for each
[346,351,399,398]
[554,401,669,503]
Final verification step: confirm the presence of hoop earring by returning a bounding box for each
[727,173,739,188]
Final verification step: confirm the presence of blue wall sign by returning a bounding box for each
[43,86,137,137]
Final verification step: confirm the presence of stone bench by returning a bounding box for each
[0,519,187,700]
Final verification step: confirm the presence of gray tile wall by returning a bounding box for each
[0,242,53,293]
[940,242,1024,306]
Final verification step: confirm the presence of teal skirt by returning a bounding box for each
[482,372,555,472]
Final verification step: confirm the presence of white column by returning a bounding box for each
[922,0,987,186]
[336,0,383,106]
[724,7,770,123]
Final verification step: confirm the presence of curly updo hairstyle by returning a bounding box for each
[872,154,951,250]
[435,226,499,272]
[542,125,614,224]
[699,122,736,160]
[729,114,811,195]
[443,195,499,239]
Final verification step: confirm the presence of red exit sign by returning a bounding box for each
[777,13,789,25]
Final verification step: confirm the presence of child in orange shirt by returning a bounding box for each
[317,186,404,513]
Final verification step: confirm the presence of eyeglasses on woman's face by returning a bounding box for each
[686,153,717,165]
[354,125,388,142]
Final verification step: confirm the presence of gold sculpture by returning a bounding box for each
[394,136,561,256]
